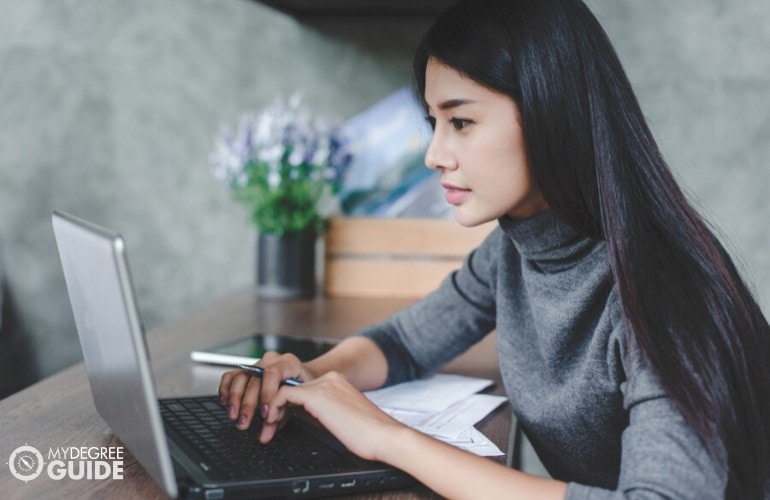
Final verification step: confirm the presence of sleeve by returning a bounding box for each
[355,227,502,386]
[566,332,727,499]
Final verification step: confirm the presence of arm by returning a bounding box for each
[384,425,567,499]
[266,372,567,500]
[357,228,501,386]
[565,331,727,499]
[565,396,726,500]
[305,336,388,391]
[220,227,502,436]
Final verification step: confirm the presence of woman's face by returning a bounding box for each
[424,58,548,226]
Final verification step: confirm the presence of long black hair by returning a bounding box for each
[413,0,770,497]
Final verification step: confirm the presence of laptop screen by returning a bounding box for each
[52,211,178,497]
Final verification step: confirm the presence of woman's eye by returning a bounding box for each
[450,118,472,130]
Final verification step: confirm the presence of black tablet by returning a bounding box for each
[190,333,338,367]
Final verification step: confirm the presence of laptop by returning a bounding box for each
[51,210,414,499]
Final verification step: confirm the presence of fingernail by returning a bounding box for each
[219,396,226,405]
[237,415,247,428]
[228,406,237,419]
[261,404,268,419]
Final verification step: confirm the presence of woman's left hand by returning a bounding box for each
[261,371,406,462]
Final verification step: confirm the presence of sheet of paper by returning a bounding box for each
[364,373,494,413]
[381,408,434,429]
[380,407,505,457]
[366,375,507,457]
[447,427,505,457]
[382,395,505,438]
[418,394,507,440]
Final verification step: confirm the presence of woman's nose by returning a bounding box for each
[424,135,457,171]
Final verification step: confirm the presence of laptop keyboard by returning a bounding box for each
[159,396,352,481]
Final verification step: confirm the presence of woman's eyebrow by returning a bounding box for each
[426,98,477,112]
[438,98,476,110]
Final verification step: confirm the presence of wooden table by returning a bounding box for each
[0,289,509,499]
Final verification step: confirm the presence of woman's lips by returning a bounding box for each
[442,183,471,205]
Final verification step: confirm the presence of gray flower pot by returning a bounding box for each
[256,230,316,299]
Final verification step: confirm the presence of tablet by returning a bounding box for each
[190,333,338,367]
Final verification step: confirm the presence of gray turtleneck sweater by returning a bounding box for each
[357,210,725,499]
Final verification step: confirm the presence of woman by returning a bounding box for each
[219,0,770,497]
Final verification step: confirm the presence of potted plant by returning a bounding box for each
[209,96,353,298]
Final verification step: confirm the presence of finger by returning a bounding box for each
[254,351,284,404]
[264,386,304,423]
[224,371,251,420]
[260,351,282,364]
[258,353,303,407]
[259,405,289,444]
[236,374,262,430]
[219,369,245,412]
[259,421,277,444]
[229,353,277,423]
[218,370,237,405]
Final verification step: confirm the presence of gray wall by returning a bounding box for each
[587,0,770,302]
[0,0,767,392]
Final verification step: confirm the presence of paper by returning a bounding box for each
[419,394,507,440]
[364,373,494,413]
[450,427,505,457]
[364,374,505,457]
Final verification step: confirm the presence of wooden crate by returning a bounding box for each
[324,217,496,298]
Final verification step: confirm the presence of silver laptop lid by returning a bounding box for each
[52,211,178,498]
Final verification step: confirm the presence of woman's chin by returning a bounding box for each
[452,207,497,228]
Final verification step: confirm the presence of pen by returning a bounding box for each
[237,364,303,386]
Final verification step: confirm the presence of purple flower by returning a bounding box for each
[208,95,355,233]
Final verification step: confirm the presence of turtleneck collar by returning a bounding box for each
[497,209,599,265]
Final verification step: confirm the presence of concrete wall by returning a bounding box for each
[0,0,767,394]
[0,0,430,389]
[587,0,770,304]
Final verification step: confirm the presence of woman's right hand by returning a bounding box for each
[218,351,317,438]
